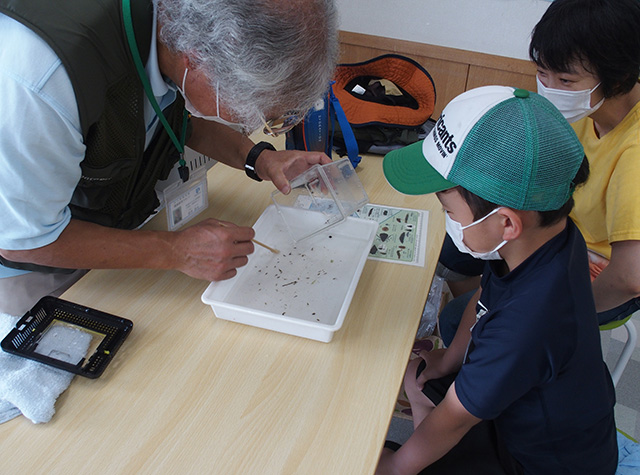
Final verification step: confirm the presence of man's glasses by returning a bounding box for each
[262,112,304,137]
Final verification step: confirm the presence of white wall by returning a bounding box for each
[335,0,552,61]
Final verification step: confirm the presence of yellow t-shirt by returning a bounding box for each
[570,101,640,260]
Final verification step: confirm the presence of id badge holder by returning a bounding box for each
[162,167,209,231]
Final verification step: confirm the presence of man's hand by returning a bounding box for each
[254,148,332,194]
[171,219,255,281]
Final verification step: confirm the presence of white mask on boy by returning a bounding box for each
[178,68,246,133]
[536,76,604,123]
[445,208,507,260]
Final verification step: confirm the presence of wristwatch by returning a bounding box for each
[245,141,276,182]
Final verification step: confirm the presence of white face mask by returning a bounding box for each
[536,76,604,123]
[178,68,246,133]
[445,208,507,260]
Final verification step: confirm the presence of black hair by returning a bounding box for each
[529,0,640,98]
[458,155,590,228]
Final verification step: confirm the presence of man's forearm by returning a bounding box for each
[1,217,257,282]
[0,219,176,271]
[186,118,254,170]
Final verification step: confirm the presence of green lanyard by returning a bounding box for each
[122,0,190,180]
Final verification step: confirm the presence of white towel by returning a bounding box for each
[0,313,91,424]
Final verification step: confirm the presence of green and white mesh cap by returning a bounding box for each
[383,85,585,211]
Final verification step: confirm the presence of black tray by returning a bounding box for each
[1,296,133,378]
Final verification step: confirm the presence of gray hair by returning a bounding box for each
[155,0,339,131]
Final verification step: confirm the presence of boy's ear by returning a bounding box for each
[497,208,523,241]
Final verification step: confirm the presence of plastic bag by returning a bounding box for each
[417,275,445,339]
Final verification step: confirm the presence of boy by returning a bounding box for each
[377,86,617,474]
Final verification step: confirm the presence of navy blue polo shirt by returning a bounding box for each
[455,220,617,474]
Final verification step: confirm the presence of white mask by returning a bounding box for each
[178,68,246,133]
[536,76,604,123]
[445,208,507,260]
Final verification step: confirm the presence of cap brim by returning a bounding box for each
[383,141,456,195]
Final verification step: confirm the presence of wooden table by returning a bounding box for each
[0,151,444,475]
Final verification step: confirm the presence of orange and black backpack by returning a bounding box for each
[286,54,436,167]
[332,54,436,155]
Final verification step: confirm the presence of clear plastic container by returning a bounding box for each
[271,158,369,242]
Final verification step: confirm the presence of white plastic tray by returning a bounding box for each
[201,205,378,342]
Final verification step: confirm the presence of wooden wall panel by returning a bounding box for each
[467,65,537,92]
[419,59,467,118]
[338,44,390,64]
[338,31,537,118]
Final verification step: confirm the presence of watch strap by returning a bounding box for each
[245,141,275,181]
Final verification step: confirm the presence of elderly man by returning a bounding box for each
[0,0,338,315]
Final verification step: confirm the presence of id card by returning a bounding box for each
[164,170,208,231]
